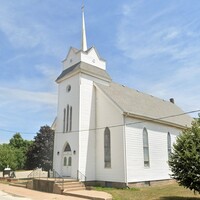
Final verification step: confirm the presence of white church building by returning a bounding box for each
[53,7,192,188]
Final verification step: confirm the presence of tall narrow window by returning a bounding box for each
[167,132,172,159]
[68,157,72,166]
[104,127,111,168]
[64,157,67,166]
[69,106,72,131]
[143,128,150,167]
[66,105,69,132]
[63,108,66,132]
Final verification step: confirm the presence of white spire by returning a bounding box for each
[81,3,87,51]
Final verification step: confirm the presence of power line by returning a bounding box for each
[55,108,200,134]
[1,109,199,135]
[0,128,36,135]
[0,109,200,135]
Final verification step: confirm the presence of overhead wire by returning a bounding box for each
[55,108,200,134]
[0,109,199,136]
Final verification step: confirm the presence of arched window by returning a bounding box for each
[68,157,72,166]
[143,128,150,167]
[167,132,172,159]
[66,105,69,132]
[65,105,72,132]
[64,143,71,152]
[64,157,67,166]
[63,108,66,132]
[104,127,111,168]
[69,106,72,131]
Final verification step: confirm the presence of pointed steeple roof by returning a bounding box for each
[61,3,106,71]
[81,4,87,51]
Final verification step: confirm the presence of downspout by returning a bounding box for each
[123,114,128,187]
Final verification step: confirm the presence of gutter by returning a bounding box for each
[123,112,189,130]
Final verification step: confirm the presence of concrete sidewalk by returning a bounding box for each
[65,190,112,200]
[0,190,31,200]
[0,170,112,200]
[0,183,112,200]
[0,183,89,200]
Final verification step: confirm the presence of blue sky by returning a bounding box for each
[0,0,200,143]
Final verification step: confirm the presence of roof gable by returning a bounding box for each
[62,46,106,71]
[96,82,193,128]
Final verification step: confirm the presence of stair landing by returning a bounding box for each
[57,179,112,200]
[64,190,112,200]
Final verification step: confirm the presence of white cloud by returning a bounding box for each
[0,87,57,106]
[114,1,200,117]
[34,64,60,81]
[0,1,78,58]
[117,1,200,62]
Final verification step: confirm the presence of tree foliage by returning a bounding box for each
[0,144,19,170]
[169,117,200,193]
[26,125,54,171]
[10,133,32,151]
[9,133,26,149]
[0,133,33,171]
[9,133,32,169]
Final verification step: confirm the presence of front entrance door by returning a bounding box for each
[62,142,72,177]
[62,153,72,177]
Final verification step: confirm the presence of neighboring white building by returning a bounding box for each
[53,7,192,188]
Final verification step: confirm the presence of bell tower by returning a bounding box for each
[53,4,111,181]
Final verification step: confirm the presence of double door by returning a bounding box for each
[62,153,72,177]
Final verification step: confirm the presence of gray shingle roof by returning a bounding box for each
[96,82,192,128]
[56,62,111,82]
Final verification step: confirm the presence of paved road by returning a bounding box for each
[0,191,31,200]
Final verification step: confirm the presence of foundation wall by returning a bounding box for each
[85,179,175,189]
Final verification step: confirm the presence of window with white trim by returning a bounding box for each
[104,127,111,168]
[167,132,172,159]
[68,157,72,166]
[63,108,66,132]
[64,143,71,152]
[69,106,72,131]
[63,105,72,132]
[66,105,69,132]
[143,128,150,167]
[64,157,67,166]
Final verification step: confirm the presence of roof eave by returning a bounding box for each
[56,70,80,83]
[123,112,190,129]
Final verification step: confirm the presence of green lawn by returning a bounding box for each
[94,183,200,200]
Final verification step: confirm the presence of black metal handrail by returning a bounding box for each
[27,169,44,179]
[77,170,86,182]
[27,169,64,191]
[49,169,64,191]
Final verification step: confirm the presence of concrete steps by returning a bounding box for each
[56,179,112,200]
[55,179,86,192]
[63,182,86,192]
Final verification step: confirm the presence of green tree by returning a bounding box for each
[9,133,32,169]
[0,144,18,170]
[9,133,32,151]
[169,116,200,193]
[26,125,54,171]
[10,133,25,149]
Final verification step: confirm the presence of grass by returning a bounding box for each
[93,183,200,200]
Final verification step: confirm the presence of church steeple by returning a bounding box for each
[62,3,106,71]
[81,3,87,51]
